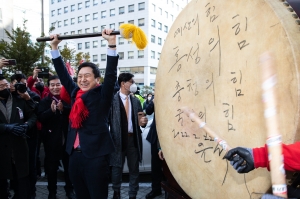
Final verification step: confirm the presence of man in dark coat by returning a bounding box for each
[109,73,148,199]
[145,99,164,199]
[10,73,41,199]
[37,75,74,199]
[49,29,118,199]
[0,75,37,199]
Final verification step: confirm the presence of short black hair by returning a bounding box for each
[77,62,100,78]
[10,74,27,82]
[118,73,134,86]
[0,75,6,81]
[47,75,60,86]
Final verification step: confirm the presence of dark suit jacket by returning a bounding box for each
[0,94,37,179]
[37,95,71,160]
[146,101,157,145]
[52,55,118,158]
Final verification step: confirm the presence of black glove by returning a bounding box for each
[223,147,254,173]
[5,123,28,137]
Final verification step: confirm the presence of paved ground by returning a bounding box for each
[10,171,165,199]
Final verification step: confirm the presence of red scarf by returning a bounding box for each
[69,89,89,129]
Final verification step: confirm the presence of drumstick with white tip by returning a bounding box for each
[181,106,231,151]
[260,52,287,198]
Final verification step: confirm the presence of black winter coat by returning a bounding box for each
[37,95,71,161]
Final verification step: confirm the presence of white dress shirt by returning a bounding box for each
[119,92,133,133]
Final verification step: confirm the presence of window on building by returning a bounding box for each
[128,4,134,12]
[58,46,62,50]
[78,3,82,10]
[119,22,124,26]
[101,54,106,61]
[93,55,98,62]
[151,35,155,43]
[71,18,75,25]
[128,51,134,59]
[171,14,173,21]
[158,22,162,30]
[172,1,174,7]
[110,9,115,16]
[85,42,90,49]
[119,52,124,60]
[57,8,61,15]
[85,28,90,33]
[51,0,54,4]
[93,41,98,48]
[93,26,98,32]
[51,10,55,16]
[71,31,75,35]
[138,50,144,58]
[138,18,144,26]
[93,0,98,6]
[58,21,62,27]
[101,40,106,47]
[78,43,82,50]
[151,51,155,59]
[101,25,105,31]
[51,22,56,28]
[78,16,82,23]
[152,4,155,12]
[150,67,157,74]
[119,7,124,14]
[165,11,168,18]
[71,4,75,11]
[93,12,98,20]
[159,8,162,15]
[158,52,161,60]
[128,20,134,24]
[119,37,124,45]
[64,6,68,13]
[64,19,68,26]
[138,2,145,10]
[78,29,82,34]
[164,25,168,33]
[64,32,68,35]
[101,0,106,4]
[151,19,155,27]
[166,0,168,4]
[85,1,90,8]
[58,0,61,2]
[85,14,90,21]
[110,23,115,29]
[101,11,106,18]
[158,37,162,45]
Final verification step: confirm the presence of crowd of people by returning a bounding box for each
[0,29,163,199]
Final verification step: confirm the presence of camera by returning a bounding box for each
[4,59,17,66]
[14,71,27,93]
[37,67,50,78]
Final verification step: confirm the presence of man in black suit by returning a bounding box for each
[145,98,164,199]
[0,75,37,199]
[49,29,118,199]
[37,75,74,199]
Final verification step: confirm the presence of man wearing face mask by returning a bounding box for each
[10,73,41,199]
[27,67,50,99]
[0,75,37,199]
[109,73,148,199]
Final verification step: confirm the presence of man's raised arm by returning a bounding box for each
[50,35,76,96]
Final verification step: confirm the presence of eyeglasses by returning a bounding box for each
[127,80,135,84]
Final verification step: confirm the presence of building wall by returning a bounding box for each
[49,0,190,87]
[0,0,13,43]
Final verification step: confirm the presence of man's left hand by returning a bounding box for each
[57,100,64,111]
[139,116,148,126]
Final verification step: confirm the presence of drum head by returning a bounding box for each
[155,0,300,198]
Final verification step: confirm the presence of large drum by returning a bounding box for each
[155,0,300,198]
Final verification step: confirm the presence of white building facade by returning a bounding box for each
[0,0,13,42]
[49,0,189,87]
